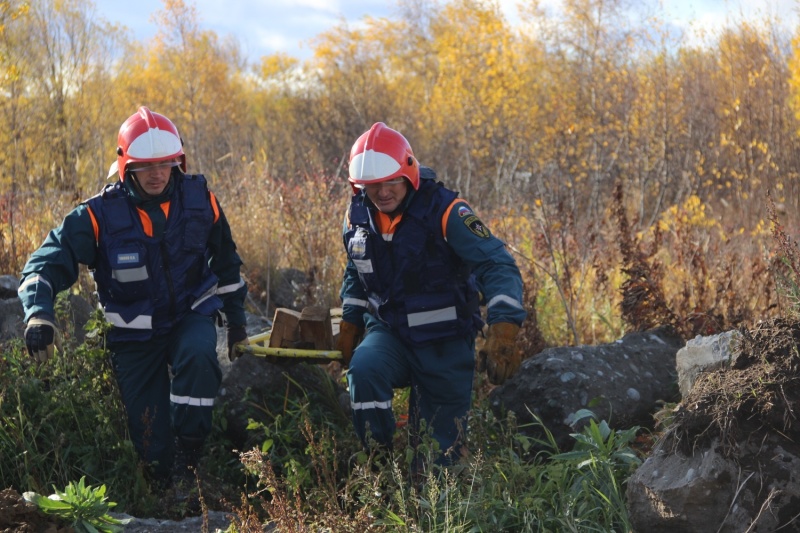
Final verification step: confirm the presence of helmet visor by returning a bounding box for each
[128,159,182,173]
[353,176,407,190]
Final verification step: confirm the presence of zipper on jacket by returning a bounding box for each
[160,240,177,317]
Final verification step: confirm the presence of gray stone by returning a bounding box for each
[627,432,800,532]
[0,297,24,341]
[675,330,739,398]
[217,352,349,451]
[489,326,683,451]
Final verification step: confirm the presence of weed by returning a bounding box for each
[23,476,132,533]
[1,309,152,514]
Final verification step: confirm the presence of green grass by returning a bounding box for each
[2,311,640,530]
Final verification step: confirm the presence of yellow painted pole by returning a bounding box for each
[235,340,342,361]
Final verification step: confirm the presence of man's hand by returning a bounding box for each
[336,321,364,367]
[227,325,248,361]
[24,316,58,362]
[477,322,521,385]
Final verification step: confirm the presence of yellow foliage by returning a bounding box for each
[655,195,724,244]
[0,0,795,346]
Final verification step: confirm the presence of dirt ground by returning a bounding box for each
[0,487,237,532]
[0,488,68,533]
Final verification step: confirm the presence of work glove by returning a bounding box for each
[336,321,364,367]
[227,325,249,361]
[24,316,58,363]
[477,322,521,385]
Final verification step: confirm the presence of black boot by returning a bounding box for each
[172,436,204,514]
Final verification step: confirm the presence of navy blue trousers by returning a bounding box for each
[109,312,221,477]
[347,314,475,463]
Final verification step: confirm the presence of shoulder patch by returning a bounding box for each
[457,205,473,217]
[463,215,491,238]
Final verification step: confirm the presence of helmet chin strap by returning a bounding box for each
[127,171,173,200]
[127,172,150,199]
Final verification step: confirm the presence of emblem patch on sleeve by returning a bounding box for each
[463,215,490,238]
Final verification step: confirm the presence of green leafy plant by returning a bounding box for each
[550,409,641,531]
[0,309,149,514]
[23,476,131,532]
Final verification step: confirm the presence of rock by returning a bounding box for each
[216,311,271,378]
[0,274,18,298]
[269,267,314,311]
[627,432,800,532]
[110,511,239,532]
[675,330,739,398]
[1,288,94,346]
[489,326,683,451]
[59,292,94,345]
[0,297,24,342]
[217,353,350,452]
[626,318,800,532]
[626,438,738,532]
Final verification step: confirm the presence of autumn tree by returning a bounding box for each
[2,0,122,192]
[712,20,793,224]
[119,0,250,183]
[306,14,410,180]
[416,0,532,204]
[0,0,30,270]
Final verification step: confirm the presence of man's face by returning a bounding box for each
[130,158,180,196]
[363,177,409,214]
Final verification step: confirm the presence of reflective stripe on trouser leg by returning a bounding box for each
[347,321,412,448]
[110,338,173,477]
[168,312,222,441]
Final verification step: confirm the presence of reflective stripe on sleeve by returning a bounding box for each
[18,275,53,295]
[343,297,368,308]
[487,294,525,310]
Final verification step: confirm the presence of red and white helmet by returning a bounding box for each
[348,122,419,191]
[115,106,185,181]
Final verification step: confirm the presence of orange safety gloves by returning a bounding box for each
[336,320,364,367]
[477,322,521,385]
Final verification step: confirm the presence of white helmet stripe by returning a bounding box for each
[349,149,401,183]
[127,127,182,159]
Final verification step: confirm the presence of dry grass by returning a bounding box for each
[2,168,788,352]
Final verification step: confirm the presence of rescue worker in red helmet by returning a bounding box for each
[18,107,249,498]
[337,122,526,467]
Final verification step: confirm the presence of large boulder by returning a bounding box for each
[626,318,800,532]
[627,433,800,532]
[489,326,684,451]
[216,354,351,452]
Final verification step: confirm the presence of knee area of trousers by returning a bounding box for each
[348,353,385,380]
